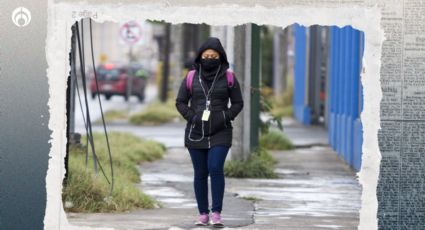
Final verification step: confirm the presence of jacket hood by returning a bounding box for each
[194,37,230,70]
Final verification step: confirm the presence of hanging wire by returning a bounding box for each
[74,73,89,167]
[80,19,94,170]
[80,19,91,169]
[71,24,89,168]
[75,20,111,185]
[89,18,115,196]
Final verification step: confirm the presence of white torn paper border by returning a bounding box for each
[44,1,385,229]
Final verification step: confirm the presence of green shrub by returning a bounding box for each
[224,148,278,179]
[62,132,166,213]
[270,105,293,118]
[260,129,294,150]
[129,100,181,125]
[94,110,128,124]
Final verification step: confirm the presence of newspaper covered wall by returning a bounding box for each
[376,0,425,228]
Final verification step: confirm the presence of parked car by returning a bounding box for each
[89,63,147,102]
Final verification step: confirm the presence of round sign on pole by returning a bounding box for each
[120,21,142,45]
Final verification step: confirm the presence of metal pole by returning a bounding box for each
[171,24,184,94]
[243,24,252,160]
[232,25,248,161]
[127,45,133,104]
[281,27,289,92]
[69,25,77,135]
[272,29,282,96]
[250,24,261,150]
[161,23,171,102]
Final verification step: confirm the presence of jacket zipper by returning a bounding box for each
[222,111,227,128]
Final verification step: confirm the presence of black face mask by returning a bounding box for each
[200,58,221,71]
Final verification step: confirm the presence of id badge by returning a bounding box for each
[202,110,210,121]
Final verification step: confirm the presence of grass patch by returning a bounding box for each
[270,105,293,118]
[129,100,181,125]
[224,148,278,179]
[62,131,166,213]
[94,110,128,124]
[240,196,263,202]
[260,129,294,150]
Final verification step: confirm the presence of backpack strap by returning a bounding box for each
[186,70,196,94]
[186,69,234,94]
[226,70,234,88]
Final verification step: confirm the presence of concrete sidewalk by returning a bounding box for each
[280,117,329,147]
[67,147,254,230]
[67,117,360,229]
[67,146,360,230]
[227,146,361,229]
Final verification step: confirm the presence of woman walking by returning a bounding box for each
[175,37,244,228]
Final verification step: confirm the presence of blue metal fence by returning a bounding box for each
[293,24,311,125]
[293,24,364,171]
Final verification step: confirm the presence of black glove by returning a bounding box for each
[190,114,201,124]
[191,114,199,124]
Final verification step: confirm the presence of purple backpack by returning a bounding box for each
[185,70,234,94]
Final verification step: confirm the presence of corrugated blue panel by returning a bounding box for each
[328,103,334,148]
[336,28,344,155]
[336,114,343,157]
[345,27,354,164]
[292,25,364,171]
[353,118,363,171]
[293,24,311,125]
[326,26,363,170]
[349,30,360,169]
[328,27,336,149]
[330,26,340,150]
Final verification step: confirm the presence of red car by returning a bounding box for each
[89,63,147,102]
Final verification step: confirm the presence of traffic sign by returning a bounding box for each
[120,21,142,45]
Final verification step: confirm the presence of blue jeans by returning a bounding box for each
[188,145,229,214]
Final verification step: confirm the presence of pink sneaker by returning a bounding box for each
[195,213,209,226]
[210,212,224,228]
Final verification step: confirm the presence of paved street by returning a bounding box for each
[74,83,157,134]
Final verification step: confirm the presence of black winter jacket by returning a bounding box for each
[175,37,244,149]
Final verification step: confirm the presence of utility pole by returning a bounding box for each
[281,27,289,92]
[250,23,261,150]
[160,23,171,102]
[272,27,290,95]
[232,23,260,160]
[232,25,248,161]
[171,24,183,94]
[69,25,77,137]
[126,45,134,102]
